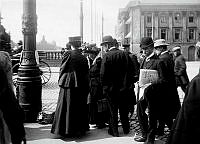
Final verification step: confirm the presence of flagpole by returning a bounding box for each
[151,12,154,39]
[80,0,83,43]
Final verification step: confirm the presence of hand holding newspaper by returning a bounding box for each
[138,69,159,100]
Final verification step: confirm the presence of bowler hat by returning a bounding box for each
[100,35,113,46]
[140,37,154,49]
[154,39,169,48]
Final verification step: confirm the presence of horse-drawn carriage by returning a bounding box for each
[11,51,52,86]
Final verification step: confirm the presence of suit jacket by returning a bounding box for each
[100,48,136,106]
[174,54,189,86]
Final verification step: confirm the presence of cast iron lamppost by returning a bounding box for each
[18,0,42,122]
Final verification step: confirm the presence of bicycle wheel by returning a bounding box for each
[12,63,20,87]
[39,61,51,85]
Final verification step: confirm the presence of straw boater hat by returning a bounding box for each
[154,39,169,48]
[172,46,181,52]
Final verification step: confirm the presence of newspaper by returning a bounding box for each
[139,69,159,87]
[137,69,159,100]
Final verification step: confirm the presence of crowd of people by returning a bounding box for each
[50,34,200,144]
[1,34,200,144]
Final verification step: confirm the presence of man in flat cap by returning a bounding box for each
[100,35,136,137]
[153,39,181,138]
[172,45,189,93]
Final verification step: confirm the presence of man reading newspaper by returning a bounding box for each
[134,37,167,144]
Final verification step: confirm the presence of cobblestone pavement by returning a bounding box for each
[34,62,199,143]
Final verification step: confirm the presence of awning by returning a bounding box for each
[125,32,131,38]
[125,17,132,24]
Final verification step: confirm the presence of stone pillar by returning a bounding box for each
[80,0,83,43]
[168,12,173,43]
[182,11,187,43]
[140,12,145,38]
[154,12,159,39]
[196,11,200,41]
[18,0,42,122]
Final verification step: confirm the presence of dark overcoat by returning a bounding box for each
[142,53,180,121]
[157,52,181,120]
[100,48,137,135]
[167,71,200,144]
[174,54,189,86]
[51,49,89,136]
[0,66,25,143]
[100,48,137,109]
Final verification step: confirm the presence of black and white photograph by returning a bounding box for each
[0,0,200,143]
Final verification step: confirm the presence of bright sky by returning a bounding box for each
[0,0,199,47]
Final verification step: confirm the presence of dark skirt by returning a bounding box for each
[51,87,89,136]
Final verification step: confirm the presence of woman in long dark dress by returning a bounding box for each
[166,45,200,144]
[51,36,89,137]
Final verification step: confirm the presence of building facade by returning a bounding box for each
[116,1,200,61]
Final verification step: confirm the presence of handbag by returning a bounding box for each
[97,98,108,112]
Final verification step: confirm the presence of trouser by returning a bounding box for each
[106,94,130,136]
[137,98,148,135]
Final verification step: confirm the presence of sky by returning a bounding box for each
[0,0,199,47]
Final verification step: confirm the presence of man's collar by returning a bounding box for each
[109,47,118,51]
[160,50,168,55]
[146,52,154,60]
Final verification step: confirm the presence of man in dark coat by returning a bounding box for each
[134,37,169,144]
[100,35,137,137]
[154,39,181,136]
[51,36,89,137]
[172,46,189,93]
[166,45,200,144]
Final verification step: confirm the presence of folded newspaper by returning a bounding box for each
[139,69,159,87]
[138,69,159,100]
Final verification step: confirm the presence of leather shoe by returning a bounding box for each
[134,135,147,142]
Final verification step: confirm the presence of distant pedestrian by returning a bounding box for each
[166,44,200,144]
[100,35,136,137]
[51,36,89,137]
[172,46,189,93]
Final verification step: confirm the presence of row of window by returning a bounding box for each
[146,28,198,42]
[146,13,196,24]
